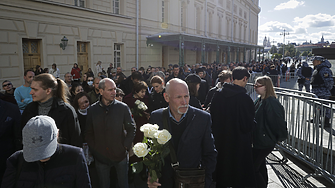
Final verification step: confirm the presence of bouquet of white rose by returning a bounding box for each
[132,123,172,183]
[131,100,148,118]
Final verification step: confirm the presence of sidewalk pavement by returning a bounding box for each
[267,150,333,188]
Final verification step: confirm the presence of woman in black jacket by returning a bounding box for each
[148,76,168,112]
[20,73,82,148]
[185,74,202,109]
[253,76,287,188]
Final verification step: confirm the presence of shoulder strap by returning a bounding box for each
[162,108,179,169]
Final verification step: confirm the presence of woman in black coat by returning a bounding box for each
[148,76,168,112]
[253,76,287,188]
[185,74,202,109]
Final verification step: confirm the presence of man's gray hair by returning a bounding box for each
[165,78,187,96]
[98,78,112,90]
[64,72,71,77]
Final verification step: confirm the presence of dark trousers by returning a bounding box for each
[252,147,274,188]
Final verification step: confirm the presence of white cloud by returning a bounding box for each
[274,0,305,11]
[294,28,307,34]
[259,21,294,32]
[293,13,335,28]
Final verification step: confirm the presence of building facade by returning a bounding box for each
[0,0,261,86]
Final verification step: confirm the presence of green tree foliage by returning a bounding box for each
[301,51,308,56]
[278,44,296,57]
[285,51,290,57]
[271,53,282,59]
[270,45,277,54]
[295,50,301,57]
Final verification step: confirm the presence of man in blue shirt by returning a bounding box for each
[14,70,35,112]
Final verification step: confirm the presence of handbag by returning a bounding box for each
[162,108,206,188]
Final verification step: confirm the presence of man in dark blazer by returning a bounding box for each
[148,78,217,188]
[0,99,21,184]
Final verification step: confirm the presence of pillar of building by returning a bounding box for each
[236,47,240,63]
[243,47,246,63]
[227,46,231,64]
[216,44,220,64]
[178,35,184,66]
[262,48,265,61]
[201,40,205,64]
[249,48,252,63]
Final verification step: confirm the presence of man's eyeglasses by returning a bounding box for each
[254,84,264,88]
[116,94,124,97]
[2,83,12,87]
[131,70,136,72]
[165,73,169,76]
[87,79,94,81]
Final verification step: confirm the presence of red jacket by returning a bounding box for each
[71,67,81,80]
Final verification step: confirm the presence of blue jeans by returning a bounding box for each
[95,157,129,188]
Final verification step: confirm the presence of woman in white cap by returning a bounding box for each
[1,115,91,188]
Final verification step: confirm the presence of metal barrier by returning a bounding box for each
[276,92,335,184]
[246,83,335,184]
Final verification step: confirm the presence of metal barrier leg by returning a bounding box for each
[267,144,288,164]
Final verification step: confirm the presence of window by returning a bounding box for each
[162,1,165,22]
[244,11,247,19]
[74,0,85,7]
[239,8,242,17]
[114,44,121,68]
[113,0,120,14]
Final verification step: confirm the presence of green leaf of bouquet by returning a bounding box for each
[131,162,143,174]
[151,170,158,182]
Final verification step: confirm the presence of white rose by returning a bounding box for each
[154,129,172,145]
[140,124,159,138]
[138,103,144,110]
[135,100,141,105]
[142,104,148,111]
[133,143,149,158]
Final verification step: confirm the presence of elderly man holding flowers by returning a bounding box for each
[146,78,217,188]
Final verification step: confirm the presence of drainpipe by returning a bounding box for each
[204,0,207,37]
[136,0,139,69]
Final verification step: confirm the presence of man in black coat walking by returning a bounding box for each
[0,99,21,184]
[210,66,256,187]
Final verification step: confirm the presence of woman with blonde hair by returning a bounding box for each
[253,75,287,188]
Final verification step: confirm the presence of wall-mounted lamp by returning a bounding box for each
[59,36,68,50]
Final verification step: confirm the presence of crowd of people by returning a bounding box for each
[1,56,332,188]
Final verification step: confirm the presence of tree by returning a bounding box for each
[271,53,282,59]
[285,51,290,57]
[301,51,308,56]
[308,52,313,57]
[295,50,301,57]
[270,45,277,54]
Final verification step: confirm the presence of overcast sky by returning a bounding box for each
[258,0,335,46]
